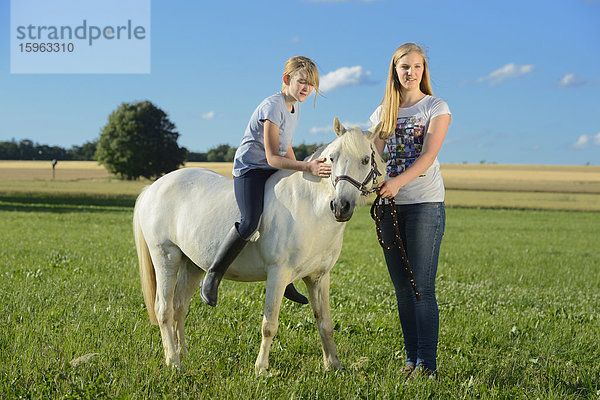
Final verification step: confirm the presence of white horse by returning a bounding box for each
[133,118,383,374]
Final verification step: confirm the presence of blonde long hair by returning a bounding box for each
[379,43,433,139]
[281,56,320,106]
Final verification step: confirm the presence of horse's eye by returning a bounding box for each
[361,156,369,165]
[329,157,334,163]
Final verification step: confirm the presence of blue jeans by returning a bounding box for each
[379,202,445,372]
[233,168,277,240]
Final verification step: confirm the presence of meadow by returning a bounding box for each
[0,162,599,398]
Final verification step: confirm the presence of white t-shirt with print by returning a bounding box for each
[369,95,451,204]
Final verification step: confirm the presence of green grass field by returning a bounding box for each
[1,193,599,399]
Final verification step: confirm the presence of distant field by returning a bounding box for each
[1,161,599,211]
[0,161,233,196]
[0,161,234,181]
[442,163,600,194]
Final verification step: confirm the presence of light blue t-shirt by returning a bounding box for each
[232,92,299,177]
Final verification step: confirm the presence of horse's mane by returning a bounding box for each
[340,127,372,158]
[305,128,371,162]
[305,145,326,161]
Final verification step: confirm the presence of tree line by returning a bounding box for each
[0,138,322,163]
[186,143,321,163]
[0,139,97,161]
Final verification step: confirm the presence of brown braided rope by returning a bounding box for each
[370,193,421,301]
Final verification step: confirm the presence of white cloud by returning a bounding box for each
[201,110,215,120]
[310,120,370,134]
[477,63,534,86]
[290,36,300,43]
[309,126,332,134]
[559,73,588,88]
[560,73,575,87]
[320,66,373,92]
[573,133,600,149]
[573,135,590,148]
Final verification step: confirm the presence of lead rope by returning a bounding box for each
[370,193,421,301]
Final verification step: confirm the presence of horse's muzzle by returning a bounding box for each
[330,199,354,222]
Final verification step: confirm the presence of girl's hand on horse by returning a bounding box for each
[377,178,402,199]
[308,157,331,178]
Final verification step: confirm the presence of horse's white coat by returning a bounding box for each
[133,119,383,373]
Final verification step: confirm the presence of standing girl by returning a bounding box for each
[201,56,331,307]
[370,43,451,379]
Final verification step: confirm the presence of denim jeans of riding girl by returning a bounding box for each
[379,201,445,373]
[233,168,277,239]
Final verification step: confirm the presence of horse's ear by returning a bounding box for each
[366,121,383,140]
[333,117,346,137]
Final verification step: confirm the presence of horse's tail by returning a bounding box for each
[133,188,158,325]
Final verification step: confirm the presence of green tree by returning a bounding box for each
[19,140,36,160]
[68,140,98,160]
[206,144,236,162]
[96,101,187,180]
[36,144,67,160]
[0,140,19,159]
[186,151,208,162]
[293,143,322,161]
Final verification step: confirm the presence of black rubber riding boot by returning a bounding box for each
[201,225,247,307]
[284,283,309,304]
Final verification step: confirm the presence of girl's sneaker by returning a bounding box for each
[409,366,438,381]
[400,365,415,378]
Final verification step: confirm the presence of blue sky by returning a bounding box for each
[2,0,599,165]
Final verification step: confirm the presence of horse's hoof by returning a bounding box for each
[177,346,188,361]
[255,367,282,377]
[324,361,343,371]
[166,359,182,370]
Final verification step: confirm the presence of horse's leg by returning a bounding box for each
[151,243,182,368]
[303,273,342,371]
[173,257,204,360]
[255,268,290,375]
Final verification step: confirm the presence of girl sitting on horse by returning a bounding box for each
[201,56,332,307]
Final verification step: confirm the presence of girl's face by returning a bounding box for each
[284,70,314,103]
[394,52,425,92]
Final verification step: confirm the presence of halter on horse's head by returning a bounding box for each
[324,118,383,222]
